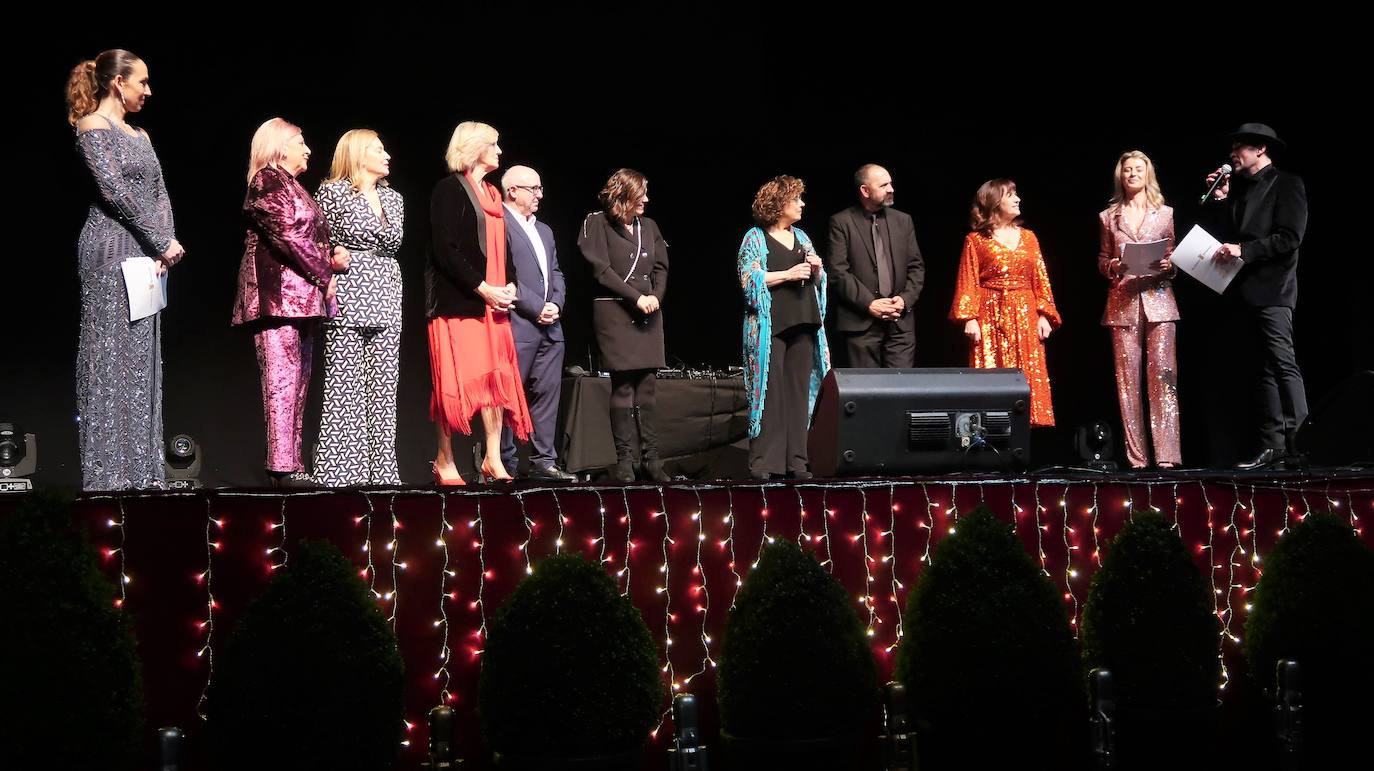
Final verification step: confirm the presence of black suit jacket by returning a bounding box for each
[505,210,565,343]
[824,205,925,332]
[1221,165,1307,308]
[425,172,518,318]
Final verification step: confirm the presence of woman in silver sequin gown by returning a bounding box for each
[66,50,185,490]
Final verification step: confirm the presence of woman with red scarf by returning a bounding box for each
[425,121,531,484]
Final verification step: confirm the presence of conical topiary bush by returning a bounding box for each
[1244,511,1374,760]
[1082,511,1220,709]
[207,539,405,771]
[479,552,661,768]
[1081,511,1221,766]
[717,538,879,749]
[0,491,144,771]
[896,505,1083,764]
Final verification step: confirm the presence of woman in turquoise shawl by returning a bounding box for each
[737,175,831,479]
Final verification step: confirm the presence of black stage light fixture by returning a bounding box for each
[1089,669,1117,767]
[158,727,185,771]
[668,693,708,771]
[164,433,202,490]
[0,422,37,492]
[1275,660,1303,765]
[881,681,918,771]
[422,705,459,769]
[1073,421,1119,472]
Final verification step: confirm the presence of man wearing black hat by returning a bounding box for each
[1205,123,1308,469]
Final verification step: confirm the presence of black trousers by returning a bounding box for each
[749,326,817,476]
[1252,306,1309,450]
[838,313,914,368]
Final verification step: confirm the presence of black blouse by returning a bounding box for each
[766,232,820,334]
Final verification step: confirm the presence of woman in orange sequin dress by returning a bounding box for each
[950,179,1061,426]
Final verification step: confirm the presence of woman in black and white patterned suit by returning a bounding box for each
[313,129,405,486]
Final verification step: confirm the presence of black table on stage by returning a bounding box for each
[556,373,750,476]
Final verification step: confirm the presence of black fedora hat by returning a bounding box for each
[1229,122,1286,151]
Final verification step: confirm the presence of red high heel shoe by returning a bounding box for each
[431,462,466,487]
[480,457,514,483]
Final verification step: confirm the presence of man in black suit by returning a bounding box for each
[499,165,576,481]
[1206,123,1309,469]
[824,163,925,367]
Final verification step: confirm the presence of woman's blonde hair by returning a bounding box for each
[444,121,498,173]
[1107,150,1165,211]
[247,117,302,184]
[324,129,390,189]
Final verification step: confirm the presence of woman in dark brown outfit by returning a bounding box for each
[577,168,670,482]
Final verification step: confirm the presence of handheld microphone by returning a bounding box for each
[1200,163,1233,205]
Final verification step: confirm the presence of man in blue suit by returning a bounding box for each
[499,165,576,481]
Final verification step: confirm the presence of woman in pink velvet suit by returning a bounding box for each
[1097,150,1180,469]
[232,118,351,486]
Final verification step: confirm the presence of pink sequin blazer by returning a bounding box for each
[233,165,336,324]
[1097,205,1179,327]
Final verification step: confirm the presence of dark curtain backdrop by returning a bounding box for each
[10,24,1369,486]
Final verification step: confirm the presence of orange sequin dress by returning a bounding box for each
[949,229,1061,426]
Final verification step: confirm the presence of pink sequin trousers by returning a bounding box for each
[1110,321,1181,468]
[254,321,316,473]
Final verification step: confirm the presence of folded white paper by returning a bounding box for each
[1172,225,1243,294]
[121,257,168,322]
[1121,239,1169,276]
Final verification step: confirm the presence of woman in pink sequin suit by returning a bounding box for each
[232,118,351,486]
[1097,150,1180,469]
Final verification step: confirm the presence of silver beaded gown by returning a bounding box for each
[74,116,175,490]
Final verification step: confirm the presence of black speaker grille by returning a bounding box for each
[908,412,952,449]
[984,411,1012,445]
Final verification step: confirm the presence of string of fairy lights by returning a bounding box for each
[358,495,379,598]
[515,492,535,575]
[433,491,455,705]
[74,476,1371,755]
[857,487,878,638]
[818,486,835,569]
[385,495,405,629]
[919,482,936,565]
[686,486,716,685]
[883,483,905,654]
[617,488,634,593]
[195,496,220,719]
[104,498,130,609]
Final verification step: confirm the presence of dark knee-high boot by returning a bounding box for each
[635,405,671,483]
[609,407,637,482]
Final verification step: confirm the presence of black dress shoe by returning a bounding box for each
[1236,448,1285,470]
[787,469,813,480]
[528,464,577,482]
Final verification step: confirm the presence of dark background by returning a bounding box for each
[10,30,1369,488]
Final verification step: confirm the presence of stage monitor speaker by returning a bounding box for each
[808,368,1031,476]
[1294,370,1374,467]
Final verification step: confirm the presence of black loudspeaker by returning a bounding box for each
[808,368,1031,476]
[1294,370,1374,467]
